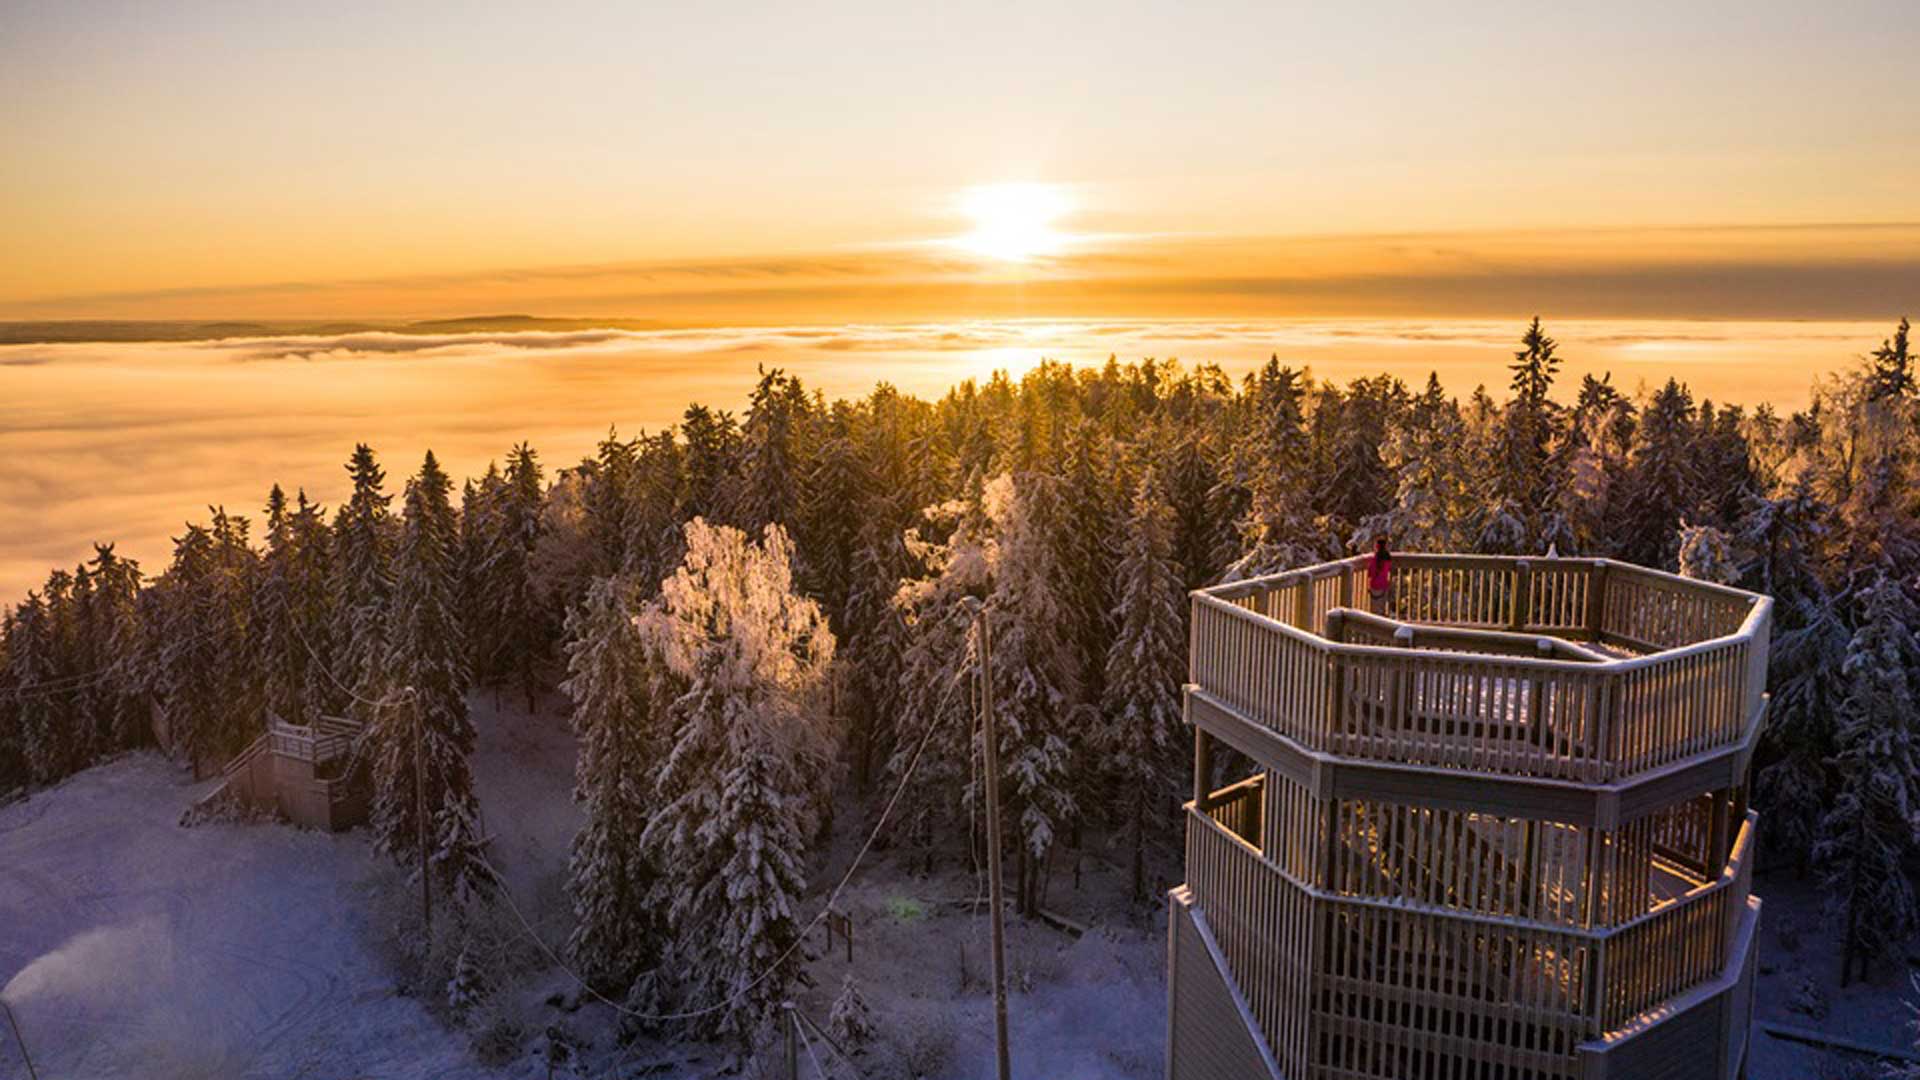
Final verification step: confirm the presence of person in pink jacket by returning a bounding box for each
[1366,534,1393,614]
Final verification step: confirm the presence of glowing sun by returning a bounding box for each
[953,183,1073,261]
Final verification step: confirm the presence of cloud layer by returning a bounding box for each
[0,317,1890,602]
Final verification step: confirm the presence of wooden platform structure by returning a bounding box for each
[1167,554,1768,1080]
[194,715,369,830]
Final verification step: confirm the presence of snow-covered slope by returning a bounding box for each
[0,753,499,1080]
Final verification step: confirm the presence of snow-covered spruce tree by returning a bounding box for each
[0,609,22,792]
[676,403,741,524]
[1224,360,1317,579]
[988,472,1080,915]
[888,474,997,854]
[1056,429,1117,715]
[728,367,811,536]
[1161,430,1228,592]
[526,465,601,621]
[1495,317,1563,530]
[622,430,686,589]
[798,405,864,628]
[333,444,395,728]
[1741,481,1848,868]
[284,491,338,722]
[637,519,835,1042]
[147,513,259,775]
[1866,315,1916,402]
[150,526,218,773]
[1558,373,1636,554]
[1612,380,1698,568]
[1315,376,1397,546]
[583,427,638,578]
[50,566,98,767]
[458,462,503,682]
[840,525,912,789]
[84,542,148,753]
[6,592,60,784]
[256,483,295,720]
[1101,469,1187,901]
[560,573,661,993]
[207,507,264,759]
[1377,373,1477,552]
[370,452,490,904]
[483,442,549,713]
[1813,574,1920,986]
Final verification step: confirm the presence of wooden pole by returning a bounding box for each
[979,608,1013,1080]
[2,1001,40,1080]
[783,1001,798,1080]
[412,690,432,940]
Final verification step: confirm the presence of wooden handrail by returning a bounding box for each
[1185,804,1757,1042]
[1189,553,1770,783]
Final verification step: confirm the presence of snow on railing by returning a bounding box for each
[1190,554,1771,784]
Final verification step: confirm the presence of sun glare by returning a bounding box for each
[953,183,1073,262]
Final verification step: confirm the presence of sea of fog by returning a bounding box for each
[0,317,1891,602]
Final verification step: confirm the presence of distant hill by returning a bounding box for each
[0,315,671,345]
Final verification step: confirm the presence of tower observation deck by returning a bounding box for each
[1166,554,1768,1080]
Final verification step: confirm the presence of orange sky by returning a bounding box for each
[4,2,1919,323]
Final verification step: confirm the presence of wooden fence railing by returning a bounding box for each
[1192,555,1770,783]
[265,716,359,767]
[1185,803,1757,1060]
[1592,813,1755,1031]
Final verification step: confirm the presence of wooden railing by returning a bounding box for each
[1186,799,1318,1079]
[265,715,359,767]
[1203,773,1265,847]
[1191,555,1770,783]
[1184,803,1758,1060]
[1593,813,1755,1031]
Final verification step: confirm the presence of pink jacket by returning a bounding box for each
[1366,553,1391,593]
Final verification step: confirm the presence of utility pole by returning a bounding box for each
[2,1000,40,1080]
[410,688,431,939]
[976,604,1012,1080]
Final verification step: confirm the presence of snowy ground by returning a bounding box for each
[0,755,487,1080]
[1,700,1910,1079]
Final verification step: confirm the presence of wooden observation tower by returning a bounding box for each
[1167,554,1768,1080]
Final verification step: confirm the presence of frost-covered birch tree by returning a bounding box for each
[637,519,835,1042]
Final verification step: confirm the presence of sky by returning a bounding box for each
[4,0,1919,322]
[3,1,1919,601]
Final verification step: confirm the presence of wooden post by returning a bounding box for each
[2,1001,40,1080]
[1511,559,1530,632]
[978,608,1013,1080]
[1586,561,1610,641]
[1193,728,1213,809]
[783,1001,798,1080]
[1707,789,1731,872]
[412,691,432,940]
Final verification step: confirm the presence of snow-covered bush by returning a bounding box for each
[1676,523,1738,584]
[446,943,491,1022]
[828,973,875,1051]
